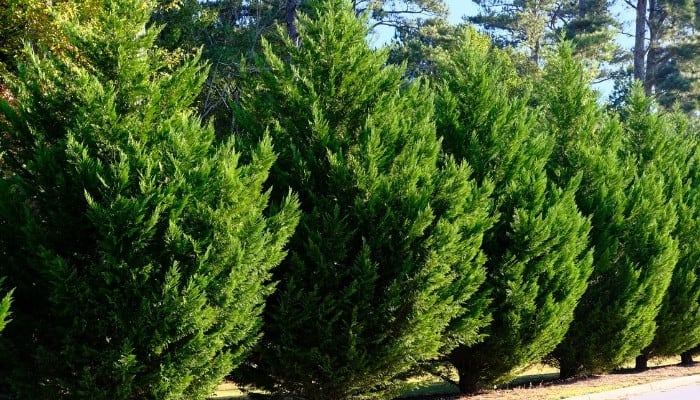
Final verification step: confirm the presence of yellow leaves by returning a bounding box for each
[0,0,106,71]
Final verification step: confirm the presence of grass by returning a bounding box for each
[208,356,693,400]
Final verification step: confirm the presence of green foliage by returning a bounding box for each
[233,1,492,398]
[361,0,448,36]
[0,279,11,333]
[640,0,700,113]
[560,0,622,65]
[468,0,620,65]
[150,0,450,130]
[541,45,678,378]
[467,0,622,81]
[435,29,592,393]
[0,0,298,398]
[388,18,462,79]
[624,90,700,360]
[150,0,292,132]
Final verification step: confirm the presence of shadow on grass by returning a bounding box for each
[211,359,699,400]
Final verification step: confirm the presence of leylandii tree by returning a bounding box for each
[0,279,10,333]
[434,29,592,393]
[233,1,492,398]
[0,0,298,398]
[541,45,678,378]
[625,88,700,369]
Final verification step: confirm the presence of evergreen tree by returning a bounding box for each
[626,90,700,368]
[562,0,621,64]
[541,45,678,378]
[150,0,449,126]
[470,0,558,63]
[0,0,299,398]
[388,17,461,79]
[435,29,592,393]
[0,279,10,333]
[630,0,700,112]
[469,0,619,66]
[233,1,493,398]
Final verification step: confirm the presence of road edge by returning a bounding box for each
[563,374,700,400]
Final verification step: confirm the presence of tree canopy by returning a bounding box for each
[0,0,298,398]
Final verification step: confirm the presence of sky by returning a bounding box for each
[444,1,634,98]
[370,0,633,97]
[370,0,477,46]
[445,0,477,24]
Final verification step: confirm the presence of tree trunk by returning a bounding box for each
[635,354,648,370]
[633,0,648,84]
[450,347,487,394]
[643,0,665,96]
[286,0,300,47]
[559,362,582,380]
[681,351,694,365]
[457,373,481,395]
[643,0,656,95]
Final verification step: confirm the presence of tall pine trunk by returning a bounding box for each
[634,0,647,86]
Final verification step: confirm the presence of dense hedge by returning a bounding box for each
[0,0,298,398]
[0,0,698,399]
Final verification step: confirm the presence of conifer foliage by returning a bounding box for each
[0,279,10,333]
[435,29,592,393]
[541,46,678,378]
[0,0,299,398]
[234,1,492,398]
[625,89,700,366]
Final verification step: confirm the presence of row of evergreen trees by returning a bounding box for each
[0,0,698,399]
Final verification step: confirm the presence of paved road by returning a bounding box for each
[565,375,700,400]
[627,384,700,400]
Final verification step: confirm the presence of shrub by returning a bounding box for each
[541,46,677,378]
[435,29,592,393]
[0,0,298,398]
[233,1,493,398]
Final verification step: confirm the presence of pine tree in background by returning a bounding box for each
[0,0,299,398]
[541,44,678,378]
[434,29,592,393]
[629,0,700,113]
[624,88,700,369]
[562,0,621,62]
[388,18,462,79]
[149,0,450,129]
[233,1,493,398]
[468,0,620,67]
[468,0,558,63]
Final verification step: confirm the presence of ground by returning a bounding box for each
[436,362,700,400]
[211,358,700,400]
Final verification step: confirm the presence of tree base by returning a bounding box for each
[681,351,694,366]
[635,355,648,371]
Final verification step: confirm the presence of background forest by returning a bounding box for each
[0,0,699,399]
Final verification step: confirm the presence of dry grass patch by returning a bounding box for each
[210,357,700,399]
